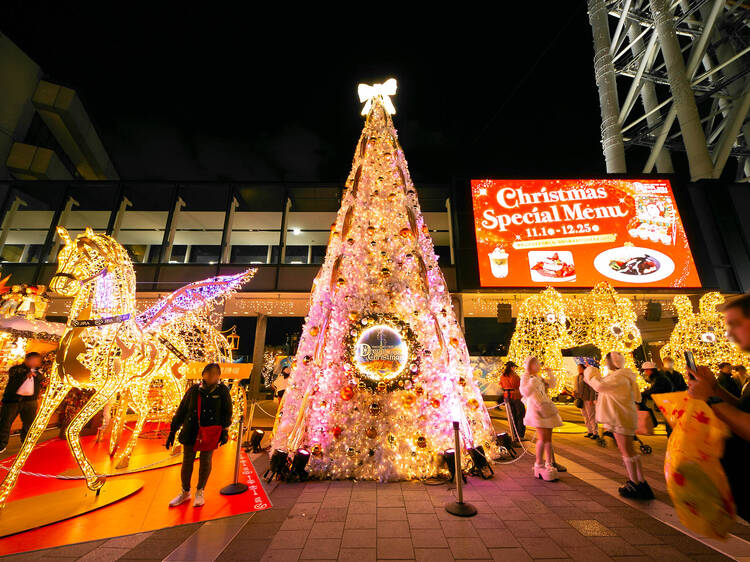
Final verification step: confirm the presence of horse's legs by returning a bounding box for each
[65,381,120,491]
[114,388,149,469]
[0,377,71,507]
[109,394,127,457]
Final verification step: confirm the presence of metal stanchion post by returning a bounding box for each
[445,421,477,517]
[220,416,249,495]
[503,399,518,442]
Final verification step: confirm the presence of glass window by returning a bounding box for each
[172,184,228,263]
[2,182,68,263]
[311,245,327,264]
[231,184,286,265]
[118,184,176,262]
[284,245,309,264]
[231,245,270,264]
[188,245,220,264]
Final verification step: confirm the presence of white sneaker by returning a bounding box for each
[169,490,191,507]
[193,489,205,507]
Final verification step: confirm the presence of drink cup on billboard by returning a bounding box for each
[488,248,509,278]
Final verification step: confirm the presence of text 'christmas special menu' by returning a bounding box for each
[471,179,701,288]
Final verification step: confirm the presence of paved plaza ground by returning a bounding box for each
[4,404,750,561]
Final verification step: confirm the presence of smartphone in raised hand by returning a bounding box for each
[684,351,697,379]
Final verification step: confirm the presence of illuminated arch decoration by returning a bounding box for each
[661,293,750,374]
[0,227,255,506]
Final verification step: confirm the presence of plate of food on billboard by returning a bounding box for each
[471,179,700,288]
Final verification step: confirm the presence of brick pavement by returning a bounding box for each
[2,406,741,561]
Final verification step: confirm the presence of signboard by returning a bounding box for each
[184,361,252,380]
[471,179,701,288]
[354,325,408,381]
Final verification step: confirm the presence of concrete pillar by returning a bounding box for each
[160,195,185,263]
[220,196,238,264]
[48,195,79,261]
[248,314,268,400]
[588,0,627,173]
[446,198,455,266]
[110,196,132,239]
[279,197,291,265]
[0,197,26,258]
[650,0,713,180]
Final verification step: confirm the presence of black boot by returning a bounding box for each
[636,481,654,500]
[618,480,639,498]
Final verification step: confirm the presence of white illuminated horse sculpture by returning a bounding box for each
[0,227,254,506]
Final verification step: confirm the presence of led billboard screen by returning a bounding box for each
[471,179,701,288]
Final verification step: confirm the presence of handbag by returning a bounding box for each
[537,400,558,419]
[636,410,655,435]
[194,392,222,452]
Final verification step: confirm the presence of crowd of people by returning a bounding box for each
[497,292,750,519]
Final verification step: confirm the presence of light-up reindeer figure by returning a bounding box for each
[0,228,254,506]
[661,293,750,374]
[567,283,642,375]
[507,287,572,392]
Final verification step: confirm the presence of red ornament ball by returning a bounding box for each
[340,386,354,400]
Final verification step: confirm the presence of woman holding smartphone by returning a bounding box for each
[585,352,654,500]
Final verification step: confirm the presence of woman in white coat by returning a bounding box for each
[584,351,654,500]
[520,356,564,481]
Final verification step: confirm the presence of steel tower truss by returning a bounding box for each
[588,0,750,180]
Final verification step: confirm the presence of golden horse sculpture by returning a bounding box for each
[661,293,750,374]
[0,227,255,506]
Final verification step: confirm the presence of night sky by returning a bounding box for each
[4,5,613,183]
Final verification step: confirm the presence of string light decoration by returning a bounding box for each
[567,282,642,375]
[507,283,642,393]
[0,227,255,506]
[661,293,750,374]
[506,287,571,383]
[271,80,497,481]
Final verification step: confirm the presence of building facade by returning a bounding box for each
[0,177,747,366]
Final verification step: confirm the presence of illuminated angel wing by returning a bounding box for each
[137,269,256,335]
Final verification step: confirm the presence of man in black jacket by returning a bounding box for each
[0,352,43,453]
[717,362,742,398]
[641,362,674,437]
[166,363,232,507]
[662,357,687,392]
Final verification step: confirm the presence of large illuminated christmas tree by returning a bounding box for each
[272,80,496,480]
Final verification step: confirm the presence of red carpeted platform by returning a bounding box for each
[0,426,272,556]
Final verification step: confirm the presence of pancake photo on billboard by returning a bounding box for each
[594,245,675,284]
[528,251,576,282]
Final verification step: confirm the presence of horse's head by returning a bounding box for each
[50,227,121,297]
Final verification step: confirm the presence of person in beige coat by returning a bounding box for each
[584,351,654,500]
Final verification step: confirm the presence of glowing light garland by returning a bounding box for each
[0,227,255,506]
[661,293,750,373]
[271,81,497,480]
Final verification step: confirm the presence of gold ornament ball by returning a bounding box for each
[337,277,346,287]
[303,355,313,365]
[449,337,459,348]
[467,398,479,410]
[348,311,359,322]
[347,238,355,246]
[340,386,354,400]
[357,381,367,391]
[415,385,424,396]
[346,447,357,457]
[367,226,375,236]
[458,377,466,387]
[416,436,427,448]
[369,403,382,416]
[399,227,413,238]
[387,434,396,445]
[403,393,416,407]
[366,426,377,439]
[310,326,320,337]
[430,397,441,408]
[311,444,322,457]
[380,268,391,277]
